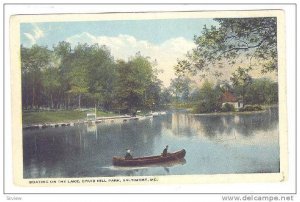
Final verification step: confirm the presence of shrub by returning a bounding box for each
[221,103,235,112]
[240,105,263,112]
[193,101,217,113]
[253,104,263,111]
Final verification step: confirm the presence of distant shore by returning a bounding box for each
[189,105,277,116]
[189,110,268,116]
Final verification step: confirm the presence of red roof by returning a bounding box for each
[221,91,238,102]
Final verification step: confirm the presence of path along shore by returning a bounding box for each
[23,115,153,130]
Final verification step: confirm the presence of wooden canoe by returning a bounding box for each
[112,149,186,166]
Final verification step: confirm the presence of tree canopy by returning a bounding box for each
[115,54,162,112]
[21,42,164,113]
[175,17,278,76]
[169,75,192,102]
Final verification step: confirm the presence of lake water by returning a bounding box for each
[23,107,279,178]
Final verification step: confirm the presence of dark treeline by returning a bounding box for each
[21,42,169,113]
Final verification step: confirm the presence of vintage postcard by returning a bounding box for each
[10,10,287,187]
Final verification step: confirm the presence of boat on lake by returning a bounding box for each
[112,149,186,166]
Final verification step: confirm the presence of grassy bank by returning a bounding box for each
[169,102,195,111]
[22,110,117,125]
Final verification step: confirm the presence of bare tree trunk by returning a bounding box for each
[67,96,70,109]
[26,88,29,109]
[32,86,35,109]
[51,94,54,108]
[78,94,81,109]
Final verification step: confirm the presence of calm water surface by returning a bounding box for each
[23,107,279,178]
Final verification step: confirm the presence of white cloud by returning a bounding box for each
[23,24,45,46]
[32,24,44,39]
[23,33,36,45]
[66,32,195,86]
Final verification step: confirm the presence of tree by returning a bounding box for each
[42,66,61,108]
[67,44,91,109]
[193,80,222,113]
[175,18,277,76]
[84,44,116,110]
[144,80,162,110]
[169,75,191,102]
[115,55,157,113]
[245,78,278,104]
[221,103,235,112]
[230,67,252,104]
[53,41,73,109]
[21,42,168,112]
[160,88,172,108]
[21,45,52,108]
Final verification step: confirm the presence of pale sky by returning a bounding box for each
[20,19,218,87]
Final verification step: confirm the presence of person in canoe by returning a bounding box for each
[125,149,133,160]
[162,145,168,157]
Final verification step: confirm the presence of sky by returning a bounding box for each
[20,19,218,87]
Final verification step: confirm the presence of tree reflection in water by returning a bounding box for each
[169,107,278,141]
[23,107,279,178]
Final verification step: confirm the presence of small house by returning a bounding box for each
[221,91,243,109]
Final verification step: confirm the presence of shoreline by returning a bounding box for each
[22,115,153,130]
[189,110,269,116]
[22,106,277,129]
[188,105,277,116]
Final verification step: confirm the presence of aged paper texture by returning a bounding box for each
[10,10,287,187]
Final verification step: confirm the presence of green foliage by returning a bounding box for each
[239,105,263,112]
[21,43,164,114]
[230,67,252,103]
[171,102,195,110]
[230,67,252,87]
[21,39,278,119]
[169,75,191,102]
[21,45,52,108]
[22,110,117,125]
[175,18,278,76]
[115,54,161,113]
[160,88,172,107]
[193,80,222,113]
[190,76,276,114]
[173,18,278,113]
[245,78,278,104]
[193,101,213,113]
[221,103,235,112]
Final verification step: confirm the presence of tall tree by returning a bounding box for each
[175,17,277,76]
[85,44,116,110]
[193,80,222,113]
[21,45,51,108]
[245,78,278,104]
[160,88,172,108]
[42,66,61,108]
[230,67,252,104]
[67,44,90,109]
[170,75,191,102]
[144,80,162,110]
[53,41,72,108]
[21,42,168,111]
[115,54,157,113]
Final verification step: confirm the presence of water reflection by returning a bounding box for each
[166,107,278,144]
[23,107,279,178]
